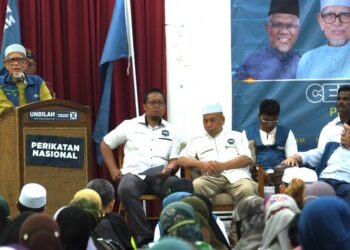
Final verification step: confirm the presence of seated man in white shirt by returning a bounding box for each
[178,102,258,207]
[243,99,298,170]
[283,122,350,205]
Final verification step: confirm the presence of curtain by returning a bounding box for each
[0,0,167,179]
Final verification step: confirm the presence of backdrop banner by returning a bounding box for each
[231,0,347,151]
[232,79,350,151]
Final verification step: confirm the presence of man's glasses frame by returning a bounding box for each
[260,116,278,124]
[146,100,165,107]
[321,12,350,24]
[5,57,27,65]
[268,21,299,31]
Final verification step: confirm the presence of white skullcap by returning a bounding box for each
[19,183,47,209]
[321,0,350,11]
[4,44,26,58]
[201,102,223,115]
[282,167,318,184]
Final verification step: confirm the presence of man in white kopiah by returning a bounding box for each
[297,0,350,78]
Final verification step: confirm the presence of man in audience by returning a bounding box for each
[243,99,298,170]
[283,122,350,205]
[24,48,55,97]
[235,0,300,80]
[25,48,37,74]
[297,0,350,78]
[0,44,52,114]
[86,178,116,215]
[100,87,181,247]
[86,178,135,250]
[17,183,46,213]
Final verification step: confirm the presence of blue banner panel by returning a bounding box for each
[232,79,350,151]
[26,135,85,168]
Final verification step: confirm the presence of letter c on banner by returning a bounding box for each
[306,84,323,103]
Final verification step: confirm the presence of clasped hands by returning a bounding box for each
[200,161,223,176]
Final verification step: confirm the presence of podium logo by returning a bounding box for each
[29,111,56,120]
[306,83,349,103]
[29,111,79,121]
[70,112,78,120]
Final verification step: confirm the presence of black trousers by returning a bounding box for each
[117,173,179,239]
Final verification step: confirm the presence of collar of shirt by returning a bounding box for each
[136,114,164,128]
[259,127,277,146]
[335,115,342,125]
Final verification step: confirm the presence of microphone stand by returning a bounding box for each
[0,74,27,89]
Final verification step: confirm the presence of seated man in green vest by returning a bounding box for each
[0,44,52,114]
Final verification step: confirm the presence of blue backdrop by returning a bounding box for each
[231,0,346,151]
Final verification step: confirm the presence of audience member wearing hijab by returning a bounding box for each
[19,213,62,250]
[160,201,205,246]
[154,191,192,241]
[233,196,264,250]
[70,188,103,224]
[182,196,229,250]
[303,181,336,204]
[0,211,35,245]
[55,206,96,250]
[70,188,103,212]
[0,196,11,234]
[262,194,300,250]
[299,197,350,250]
[192,193,229,245]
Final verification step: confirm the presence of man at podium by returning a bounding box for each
[0,44,52,114]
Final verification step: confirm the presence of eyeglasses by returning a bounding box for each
[146,100,165,107]
[321,12,350,24]
[268,21,299,31]
[260,116,278,124]
[5,57,26,64]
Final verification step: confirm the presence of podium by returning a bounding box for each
[0,100,91,216]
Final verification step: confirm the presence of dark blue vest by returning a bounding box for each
[315,142,341,177]
[0,73,43,106]
[246,125,289,169]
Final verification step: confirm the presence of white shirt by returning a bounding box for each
[103,114,181,175]
[300,145,350,183]
[317,116,343,149]
[180,130,252,183]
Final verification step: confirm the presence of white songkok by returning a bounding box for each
[321,0,350,11]
[19,183,47,209]
[4,44,26,58]
[201,102,223,115]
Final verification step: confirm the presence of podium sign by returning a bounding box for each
[0,100,91,216]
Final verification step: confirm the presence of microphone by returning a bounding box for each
[18,72,27,85]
